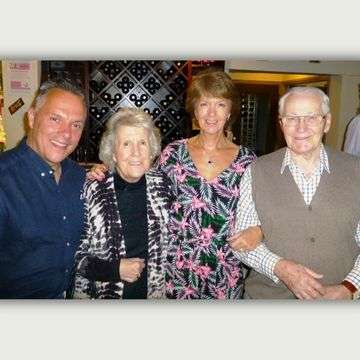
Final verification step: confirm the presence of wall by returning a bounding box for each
[226,61,360,150]
[1,60,41,150]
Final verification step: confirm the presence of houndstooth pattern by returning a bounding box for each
[73,168,171,299]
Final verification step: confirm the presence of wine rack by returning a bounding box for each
[86,60,191,162]
[237,93,257,152]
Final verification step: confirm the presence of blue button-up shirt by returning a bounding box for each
[0,138,85,298]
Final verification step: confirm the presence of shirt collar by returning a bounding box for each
[114,171,146,192]
[18,137,70,178]
[280,144,330,175]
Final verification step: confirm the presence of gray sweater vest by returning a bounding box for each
[245,147,360,299]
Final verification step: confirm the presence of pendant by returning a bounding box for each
[208,160,213,165]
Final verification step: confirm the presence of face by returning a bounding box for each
[194,95,232,135]
[27,88,86,167]
[280,93,331,158]
[113,125,151,183]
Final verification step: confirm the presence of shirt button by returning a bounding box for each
[310,237,315,243]
[65,269,69,273]
[41,172,45,177]
[66,242,70,247]
[63,215,67,220]
[49,170,53,174]
[308,205,312,211]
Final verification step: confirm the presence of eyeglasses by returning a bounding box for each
[281,114,326,127]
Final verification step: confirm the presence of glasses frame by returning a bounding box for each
[280,113,327,127]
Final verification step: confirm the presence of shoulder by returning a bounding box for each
[158,138,188,168]
[0,146,22,174]
[325,146,360,167]
[65,158,86,175]
[162,138,187,154]
[237,144,256,159]
[146,168,170,188]
[146,167,164,180]
[82,172,114,198]
[253,147,286,165]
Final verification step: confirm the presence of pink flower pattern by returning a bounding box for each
[157,139,255,299]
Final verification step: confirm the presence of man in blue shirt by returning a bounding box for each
[0,78,87,298]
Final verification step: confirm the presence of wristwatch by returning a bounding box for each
[341,280,360,300]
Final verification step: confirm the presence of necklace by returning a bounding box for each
[197,136,225,166]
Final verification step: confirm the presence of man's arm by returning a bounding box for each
[231,166,325,299]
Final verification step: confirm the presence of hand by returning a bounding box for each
[320,285,352,300]
[86,163,108,181]
[274,259,325,300]
[119,258,145,283]
[228,226,263,252]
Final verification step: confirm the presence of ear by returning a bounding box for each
[112,153,117,164]
[323,113,332,134]
[278,117,285,132]
[27,108,36,129]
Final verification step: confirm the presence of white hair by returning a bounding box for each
[279,86,330,116]
[99,108,161,172]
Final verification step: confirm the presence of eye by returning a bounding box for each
[50,116,60,122]
[140,140,147,145]
[218,102,226,107]
[72,122,84,129]
[123,141,130,147]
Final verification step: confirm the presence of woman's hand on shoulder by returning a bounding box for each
[86,163,108,181]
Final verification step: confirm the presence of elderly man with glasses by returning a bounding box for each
[230,86,360,300]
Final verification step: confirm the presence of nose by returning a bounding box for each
[58,121,71,139]
[207,103,216,116]
[131,143,140,156]
[295,117,307,131]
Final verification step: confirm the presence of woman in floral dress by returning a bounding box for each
[157,69,260,299]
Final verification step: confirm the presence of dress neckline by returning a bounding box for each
[184,138,241,183]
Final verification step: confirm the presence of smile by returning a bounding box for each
[50,140,68,148]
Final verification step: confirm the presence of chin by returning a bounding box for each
[47,151,70,164]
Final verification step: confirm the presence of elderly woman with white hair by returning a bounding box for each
[73,108,172,299]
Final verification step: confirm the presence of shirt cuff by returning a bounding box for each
[344,270,360,290]
[260,251,282,284]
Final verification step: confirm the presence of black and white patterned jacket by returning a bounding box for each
[73,168,172,299]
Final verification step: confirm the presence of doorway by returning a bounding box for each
[230,71,330,156]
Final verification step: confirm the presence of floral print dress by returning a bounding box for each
[157,139,256,299]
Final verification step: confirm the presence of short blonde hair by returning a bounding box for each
[99,108,161,171]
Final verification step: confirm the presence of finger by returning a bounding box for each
[310,282,326,296]
[305,287,322,299]
[294,291,306,300]
[303,266,323,279]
